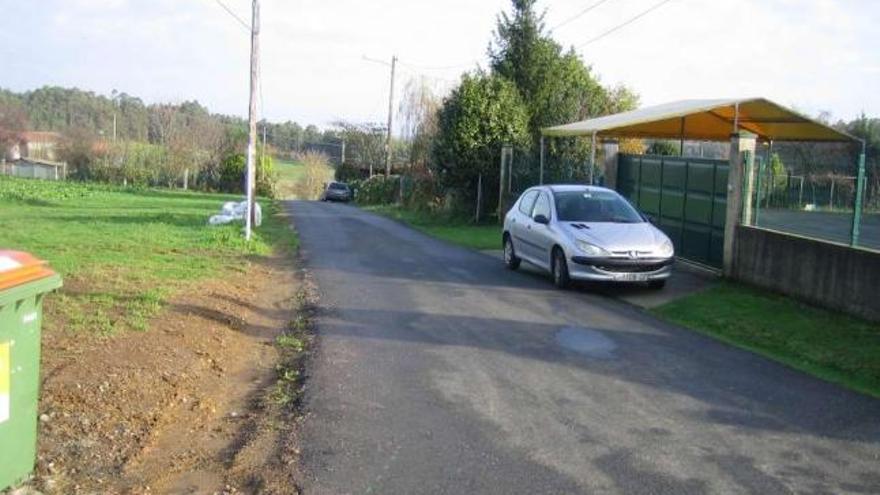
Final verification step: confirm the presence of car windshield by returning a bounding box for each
[553,190,644,223]
[329,183,348,190]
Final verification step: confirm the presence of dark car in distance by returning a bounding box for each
[321,182,353,202]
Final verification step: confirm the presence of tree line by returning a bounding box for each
[344,0,879,216]
[0,86,346,195]
[344,0,641,217]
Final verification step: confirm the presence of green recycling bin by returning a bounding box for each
[0,251,62,491]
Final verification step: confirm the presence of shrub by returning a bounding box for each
[352,175,400,205]
[335,160,364,182]
[219,153,246,192]
[291,151,334,200]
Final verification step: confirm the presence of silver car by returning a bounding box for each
[321,182,352,202]
[502,185,674,289]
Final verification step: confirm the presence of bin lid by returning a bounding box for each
[0,251,57,291]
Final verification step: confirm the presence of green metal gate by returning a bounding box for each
[617,154,728,268]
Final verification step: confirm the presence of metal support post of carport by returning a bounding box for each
[851,139,868,247]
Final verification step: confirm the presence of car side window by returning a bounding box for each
[518,191,538,215]
[532,192,551,220]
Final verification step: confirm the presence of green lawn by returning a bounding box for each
[0,176,296,334]
[275,158,306,183]
[364,204,501,251]
[654,282,880,398]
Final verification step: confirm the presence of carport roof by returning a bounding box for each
[541,98,856,142]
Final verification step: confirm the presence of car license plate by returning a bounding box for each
[614,273,648,282]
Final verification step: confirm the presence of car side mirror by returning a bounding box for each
[533,214,550,225]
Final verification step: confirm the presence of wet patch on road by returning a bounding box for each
[555,327,617,359]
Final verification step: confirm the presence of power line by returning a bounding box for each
[576,0,674,48]
[397,59,479,72]
[363,54,393,67]
[213,0,250,31]
[550,0,612,32]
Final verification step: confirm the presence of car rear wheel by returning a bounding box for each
[503,236,521,270]
[552,248,571,289]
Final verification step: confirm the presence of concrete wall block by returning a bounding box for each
[733,225,880,321]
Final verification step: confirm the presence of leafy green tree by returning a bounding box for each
[432,72,529,213]
[488,0,639,183]
[646,141,680,156]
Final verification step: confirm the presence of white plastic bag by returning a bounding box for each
[208,201,262,227]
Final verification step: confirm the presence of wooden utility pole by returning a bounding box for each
[244,0,260,240]
[384,55,397,176]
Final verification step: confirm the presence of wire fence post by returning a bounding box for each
[539,135,545,185]
[589,131,597,185]
[475,173,482,223]
[851,140,867,247]
[508,147,513,193]
[498,147,506,221]
[754,156,764,226]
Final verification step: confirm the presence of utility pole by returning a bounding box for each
[384,55,397,176]
[244,0,260,240]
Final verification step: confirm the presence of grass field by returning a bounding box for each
[364,204,500,250]
[654,282,880,398]
[0,176,296,334]
[274,158,305,200]
[276,158,306,183]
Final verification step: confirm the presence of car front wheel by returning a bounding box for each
[503,236,521,270]
[552,248,571,289]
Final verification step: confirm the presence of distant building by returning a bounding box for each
[1,131,67,181]
[4,142,21,161]
[20,131,62,161]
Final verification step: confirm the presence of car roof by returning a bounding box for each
[526,184,615,194]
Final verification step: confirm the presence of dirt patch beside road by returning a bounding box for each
[31,252,313,494]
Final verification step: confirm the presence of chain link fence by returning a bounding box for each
[748,142,877,251]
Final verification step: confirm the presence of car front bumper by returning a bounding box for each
[568,255,674,282]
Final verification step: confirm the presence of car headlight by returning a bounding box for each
[657,239,674,257]
[576,240,610,257]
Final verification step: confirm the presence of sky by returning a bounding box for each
[1,0,878,130]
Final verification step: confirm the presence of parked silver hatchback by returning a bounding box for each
[502,185,674,289]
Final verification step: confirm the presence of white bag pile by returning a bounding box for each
[208,201,262,227]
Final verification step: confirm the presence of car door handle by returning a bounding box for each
[527,225,531,230]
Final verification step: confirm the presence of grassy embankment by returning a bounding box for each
[0,176,296,334]
[363,204,501,251]
[655,283,880,398]
[274,158,306,199]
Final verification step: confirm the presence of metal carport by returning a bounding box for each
[539,98,865,272]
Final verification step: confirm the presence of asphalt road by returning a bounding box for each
[288,200,880,495]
